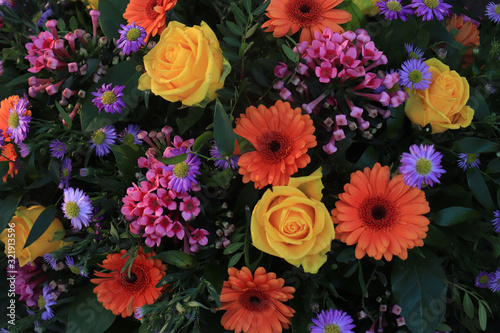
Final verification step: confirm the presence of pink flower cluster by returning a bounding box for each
[274,27,407,154]
[121,135,208,251]
[12,260,47,308]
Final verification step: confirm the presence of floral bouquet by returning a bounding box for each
[1,0,500,332]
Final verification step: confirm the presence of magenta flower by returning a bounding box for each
[166,220,185,240]
[180,196,201,221]
[315,61,337,83]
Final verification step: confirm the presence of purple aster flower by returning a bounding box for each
[49,139,66,159]
[485,2,500,24]
[399,144,446,189]
[58,157,71,189]
[65,256,88,277]
[117,23,147,55]
[37,6,53,27]
[410,0,452,21]
[18,142,30,157]
[488,268,500,292]
[492,210,500,233]
[210,142,239,170]
[405,43,424,59]
[91,83,126,114]
[7,97,31,144]
[475,271,495,288]
[89,125,117,157]
[399,58,433,90]
[119,124,142,145]
[43,253,57,270]
[310,309,356,333]
[377,0,414,21]
[163,149,201,194]
[39,285,56,320]
[457,153,480,171]
[62,187,92,230]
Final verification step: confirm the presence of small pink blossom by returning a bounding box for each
[189,228,209,246]
[315,61,337,83]
[166,221,185,240]
[180,196,201,221]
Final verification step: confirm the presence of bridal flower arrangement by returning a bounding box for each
[1,0,500,332]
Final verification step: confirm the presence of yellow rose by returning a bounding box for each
[0,206,69,267]
[251,168,335,274]
[405,58,474,134]
[138,21,228,107]
[352,0,379,16]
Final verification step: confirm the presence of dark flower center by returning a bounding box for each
[239,288,269,312]
[360,196,400,232]
[285,0,323,27]
[257,130,292,164]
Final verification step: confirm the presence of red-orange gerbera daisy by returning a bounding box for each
[331,163,430,261]
[234,100,316,189]
[219,266,295,333]
[123,0,177,42]
[91,247,167,317]
[261,0,352,43]
[445,14,480,68]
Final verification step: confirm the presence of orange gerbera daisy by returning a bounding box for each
[445,14,480,68]
[123,0,177,42]
[91,247,167,317]
[261,0,352,43]
[0,95,21,182]
[234,100,316,189]
[219,266,295,333]
[331,163,430,261]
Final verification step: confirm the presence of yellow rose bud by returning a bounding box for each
[404,58,474,134]
[251,168,335,274]
[138,21,229,107]
[0,206,69,267]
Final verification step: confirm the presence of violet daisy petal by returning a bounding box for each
[399,58,433,90]
[492,210,500,233]
[62,187,93,230]
[457,153,480,171]
[377,0,414,21]
[410,0,452,21]
[117,22,147,55]
[310,309,356,333]
[49,139,66,159]
[7,97,31,144]
[475,271,494,288]
[485,2,500,24]
[488,269,500,293]
[89,125,117,157]
[91,83,126,114]
[399,144,446,189]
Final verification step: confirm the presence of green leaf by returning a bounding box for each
[0,161,9,180]
[67,284,115,333]
[110,144,144,184]
[153,251,197,269]
[230,3,247,26]
[205,280,222,308]
[357,145,379,169]
[391,248,447,333]
[226,21,243,37]
[282,44,299,63]
[55,101,72,128]
[463,292,474,318]
[223,242,244,255]
[0,193,22,232]
[424,225,451,249]
[478,302,487,330]
[69,16,79,31]
[468,88,490,120]
[243,0,252,14]
[228,252,244,267]
[336,248,355,263]
[213,98,235,157]
[97,0,127,40]
[336,0,365,31]
[487,157,500,174]
[223,36,240,47]
[176,107,205,134]
[23,206,56,249]
[453,137,500,153]
[467,168,495,210]
[5,73,31,87]
[432,207,482,227]
[252,0,270,16]
[158,153,188,166]
[193,131,214,152]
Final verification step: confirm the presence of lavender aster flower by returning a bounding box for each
[49,139,66,159]
[488,268,500,292]
[476,271,494,288]
[410,0,452,21]
[457,153,480,171]
[117,23,147,55]
[399,144,446,189]
[91,83,126,114]
[43,253,57,270]
[210,142,239,170]
[163,149,201,194]
[39,286,56,320]
[59,157,71,189]
[89,125,117,157]
[310,309,356,333]
[377,0,414,21]
[119,124,142,145]
[18,142,30,157]
[65,256,88,277]
[62,187,92,230]
[37,7,53,27]
[492,210,500,233]
[405,43,424,59]
[7,97,31,144]
[399,58,433,90]
[485,2,500,24]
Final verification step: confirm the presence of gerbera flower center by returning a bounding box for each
[479,275,490,284]
[415,158,432,175]
[65,201,81,219]
[285,0,322,27]
[466,153,478,164]
[119,265,150,293]
[324,324,341,333]
[239,288,270,312]
[386,0,402,12]
[360,196,399,232]
[123,133,135,145]
[173,161,189,179]
[257,130,292,164]
[101,91,117,105]
[8,111,20,129]
[145,0,162,20]
[408,70,423,83]
[423,0,439,9]
[126,28,141,41]
[92,130,106,145]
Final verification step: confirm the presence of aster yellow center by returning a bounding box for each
[416,158,432,175]
[479,275,489,284]
[466,153,478,164]
[324,324,341,333]
[173,161,189,179]
[423,0,439,9]
[122,133,135,145]
[69,265,80,275]
[387,1,402,12]
[38,295,46,309]
[65,201,80,218]
[92,130,106,145]
[410,51,419,59]
[495,4,500,14]
[126,28,141,41]
[409,70,423,83]
[101,91,117,105]
[63,168,70,177]
[8,111,20,129]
